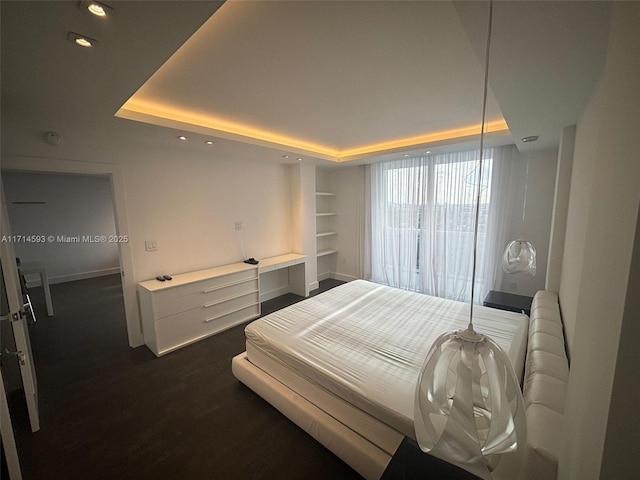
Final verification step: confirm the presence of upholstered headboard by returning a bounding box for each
[522,291,569,480]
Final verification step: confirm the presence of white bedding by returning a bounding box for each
[245,279,528,438]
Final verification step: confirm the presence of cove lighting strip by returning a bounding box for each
[116,99,509,162]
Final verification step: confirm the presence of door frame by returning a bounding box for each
[1,368,22,479]
[2,176,40,433]
[1,156,142,347]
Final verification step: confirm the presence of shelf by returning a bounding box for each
[315,192,336,196]
[317,249,338,257]
[316,231,338,237]
[316,212,338,217]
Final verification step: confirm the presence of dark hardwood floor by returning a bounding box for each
[7,275,360,480]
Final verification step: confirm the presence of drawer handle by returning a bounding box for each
[204,301,259,323]
[202,276,258,294]
[203,289,258,308]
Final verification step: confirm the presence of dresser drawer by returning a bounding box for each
[152,277,259,319]
[155,302,260,354]
[151,268,258,302]
[138,261,264,357]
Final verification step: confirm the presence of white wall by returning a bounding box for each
[545,125,575,294]
[557,2,640,478]
[1,121,295,347]
[289,163,318,293]
[331,165,365,282]
[3,172,119,284]
[600,204,640,479]
[499,146,558,297]
[122,151,291,281]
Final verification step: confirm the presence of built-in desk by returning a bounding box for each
[257,253,307,299]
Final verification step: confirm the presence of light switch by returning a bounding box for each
[145,240,157,252]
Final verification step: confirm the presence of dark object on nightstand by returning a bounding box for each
[381,437,481,479]
[483,290,533,316]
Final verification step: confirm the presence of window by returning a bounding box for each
[370,149,496,302]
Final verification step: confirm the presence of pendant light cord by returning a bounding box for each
[469,0,493,331]
[522,142,530,229]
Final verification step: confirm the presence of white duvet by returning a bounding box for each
[245,280,527,436]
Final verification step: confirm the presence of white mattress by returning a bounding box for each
[245,279,528,439]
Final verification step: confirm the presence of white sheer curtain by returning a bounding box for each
[370,146,514,303]
[483,144,518,299]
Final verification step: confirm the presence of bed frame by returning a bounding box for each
[232,350,402,479]
[232,290,568,480]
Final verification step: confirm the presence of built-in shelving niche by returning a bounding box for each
[315,170,338,281]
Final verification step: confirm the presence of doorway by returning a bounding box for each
[1,171,128,401]
[2,172,122,293]
[0,157,140,348]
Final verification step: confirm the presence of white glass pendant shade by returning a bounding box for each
[414,328,526,480]
[502,239,536,275]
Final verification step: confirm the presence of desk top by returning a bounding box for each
[257,253,306,270]
[138,253,306,292]
[139,262,257,292]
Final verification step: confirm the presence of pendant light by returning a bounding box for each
[414,2,526,479]
[502,136,538,275]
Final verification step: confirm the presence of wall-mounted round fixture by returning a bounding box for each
[44,131,62,146]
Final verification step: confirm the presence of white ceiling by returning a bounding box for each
[1,1,612,166]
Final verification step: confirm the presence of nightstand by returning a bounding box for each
[483,290,532,316]
[381,437,481,479]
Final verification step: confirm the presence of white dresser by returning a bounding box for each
[138,262,260,357]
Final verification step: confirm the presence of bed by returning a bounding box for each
[232,279,530,479]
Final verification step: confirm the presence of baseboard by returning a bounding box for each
[260,285,292,302]
[26,267,120,287]
[318,272,357,283]
[317,271,333,282]
[332,272,358,283]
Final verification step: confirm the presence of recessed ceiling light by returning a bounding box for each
[88,2,107,16]
[80,1,113,17]
[177,135,187,141]
[297,158,303,161]
[68,32,97,48]
[425,150,432,154]
[403,154,410,157]
[282,155,289,159]
[205,140,214,145]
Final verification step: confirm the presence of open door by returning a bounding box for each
[0,367,23,479]
[1,178,40,436]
